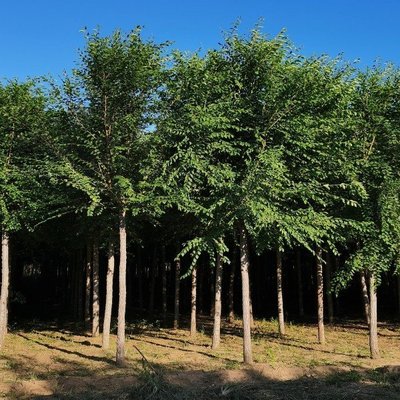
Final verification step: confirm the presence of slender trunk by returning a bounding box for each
[137,246,143,313]
[198,261,203,314]
[102,242,115,350]
[84,243,92,332]
[212,254,223,349]
[397,275,400,316]
[325,252,334,324]
[92,242,100,337]
[116,210,127,366]
[276,249,285,336]
[249,282,254,328]
[228,246,237,323]
[360,270,370,326]
[77,250,83,321]
[190,265,197,337]
[161,247,167,323]
[0,230,10,349]
[239,223,253,364]
[334,256,341,315]
[148,247,157,316]
[173,256,181,329]
[72,255,78,319]
[296,249,304,318]
[369,272,380,359]
[316,246,325,345]
[210,267,215,317]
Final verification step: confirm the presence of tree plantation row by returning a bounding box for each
[1,27,400,366]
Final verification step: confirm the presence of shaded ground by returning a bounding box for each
[1,317,400,399]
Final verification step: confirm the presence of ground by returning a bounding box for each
[1,316,400,399]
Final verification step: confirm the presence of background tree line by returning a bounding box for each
[1,26,399,365]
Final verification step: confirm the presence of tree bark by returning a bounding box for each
[249,282,254,329]
[296,249,304,318]
[212,254,223,349]
[190,265,197,337]
[102,242,115,350]
[92,241,100,337]
[360,270,370,326]
[397,275,400,316]
[210,266,215,317]
[316,246,325,345]
[161,246,167,323]
[276,249,285,336]
[116,210,127,366]
[228,245,237,323]
[84,243,92,332]
[148,247,157,316]
[369,272,380,359]
[0,230,10,349]
[77,250,84,321]
[173,256,181,329]
[325,252,334,324]
[137,245,143,313]
[198,261,204,314]
[239,223,253,364]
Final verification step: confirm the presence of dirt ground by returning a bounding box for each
[1,316,400,399]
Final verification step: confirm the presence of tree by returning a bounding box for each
[333,66,400,359]
[0,81,48,348]
[57,28,166,365]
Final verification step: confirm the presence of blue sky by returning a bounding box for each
[1,0,399,80]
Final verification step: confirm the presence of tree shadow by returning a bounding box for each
[17,333,114,365]
[32,330,102,348]
[132,337,237,363]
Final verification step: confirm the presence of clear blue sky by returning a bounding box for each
[1,0,399,80]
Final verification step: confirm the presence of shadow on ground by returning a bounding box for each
[5,359,400,400]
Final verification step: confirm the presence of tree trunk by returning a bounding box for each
[116,210,127,366]
[276,249,285,336]
[84,243,92,332]
[148,247,157,316]
[173,256,181,329]
[397,275,400,316]
[190,265,197,337]
[161,246,167,323]
[360,270,370,326]
[0,230,10,349]
[137,245,143,313]
[296,249,304,318]
[369,272,380,359]
[325,252,334,324]
[210,267,215,317]
[316,246,325,345]
[198,261,204,314]
[212,254,223,349]
[92,242,100,337]
[77,250,84,322]
[239,223,253,364]
[102,242,115,350]
[249,282,254,329]
[228,245,237,323]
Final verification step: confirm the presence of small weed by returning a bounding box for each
[325,370,362,385]
[366,368,400,385]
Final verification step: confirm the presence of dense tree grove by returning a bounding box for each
[1,27,400,364]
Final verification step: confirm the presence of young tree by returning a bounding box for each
[0,81,48,348]
[57,29,165,365]
[334,66,400,359]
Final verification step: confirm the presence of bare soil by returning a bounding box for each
[1,316,400,399]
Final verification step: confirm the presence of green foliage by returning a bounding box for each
[157,27,365,271]
[0,81,48,231]
[2,26,400,294]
